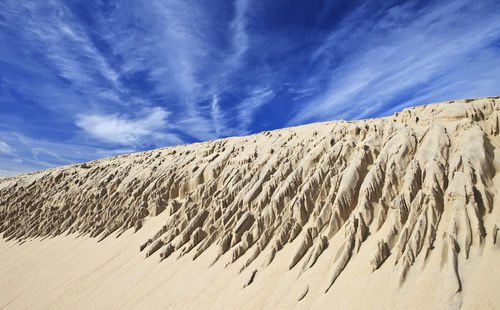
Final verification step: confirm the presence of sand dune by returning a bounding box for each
[1,97,500,309]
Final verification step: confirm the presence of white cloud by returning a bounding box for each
[27,1,122,98]
[115,0,257,141]
[147,0,216,98]
[288,0,500,125]
[176,114,221,142]
[0,168,29,178]
[237,88,275,131]
[0,131,147,176]
[76,107,176,146]
[210,95,224,137]
[229,0,250,62]
[0,0,132,120]
[0,141,15,155]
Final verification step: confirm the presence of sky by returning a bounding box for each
[0,0,500,176]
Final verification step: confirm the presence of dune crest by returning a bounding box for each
[1,97,500,309]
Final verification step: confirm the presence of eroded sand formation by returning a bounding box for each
[1,97,500,309]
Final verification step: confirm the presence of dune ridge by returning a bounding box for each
[1,97,500,309]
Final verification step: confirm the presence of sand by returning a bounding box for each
[1,97,500,309]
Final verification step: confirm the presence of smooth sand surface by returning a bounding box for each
[1,97,500,309]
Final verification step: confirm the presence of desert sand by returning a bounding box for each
[1,97,500,309]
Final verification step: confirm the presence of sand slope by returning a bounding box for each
[1,97,500,309]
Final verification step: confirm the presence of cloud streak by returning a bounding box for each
[75,107,177,146]
[0,141,15,155]
[288,0,500,125]
[237,88,275,131]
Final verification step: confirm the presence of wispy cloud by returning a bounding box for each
[0,141,15,155]
[210,95,225,138]
[75,107,179,146]
[237,88,275,131]
[0,1,125,112]
[0,130,143,176]
[229,0,251,64]
[288,0,500,125]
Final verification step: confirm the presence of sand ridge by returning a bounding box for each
[1,97,500,309]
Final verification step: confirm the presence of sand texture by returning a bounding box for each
[1,97,500,309]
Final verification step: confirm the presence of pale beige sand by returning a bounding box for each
[1,97,500,309]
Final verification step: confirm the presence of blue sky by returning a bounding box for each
[1,0,500,176]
